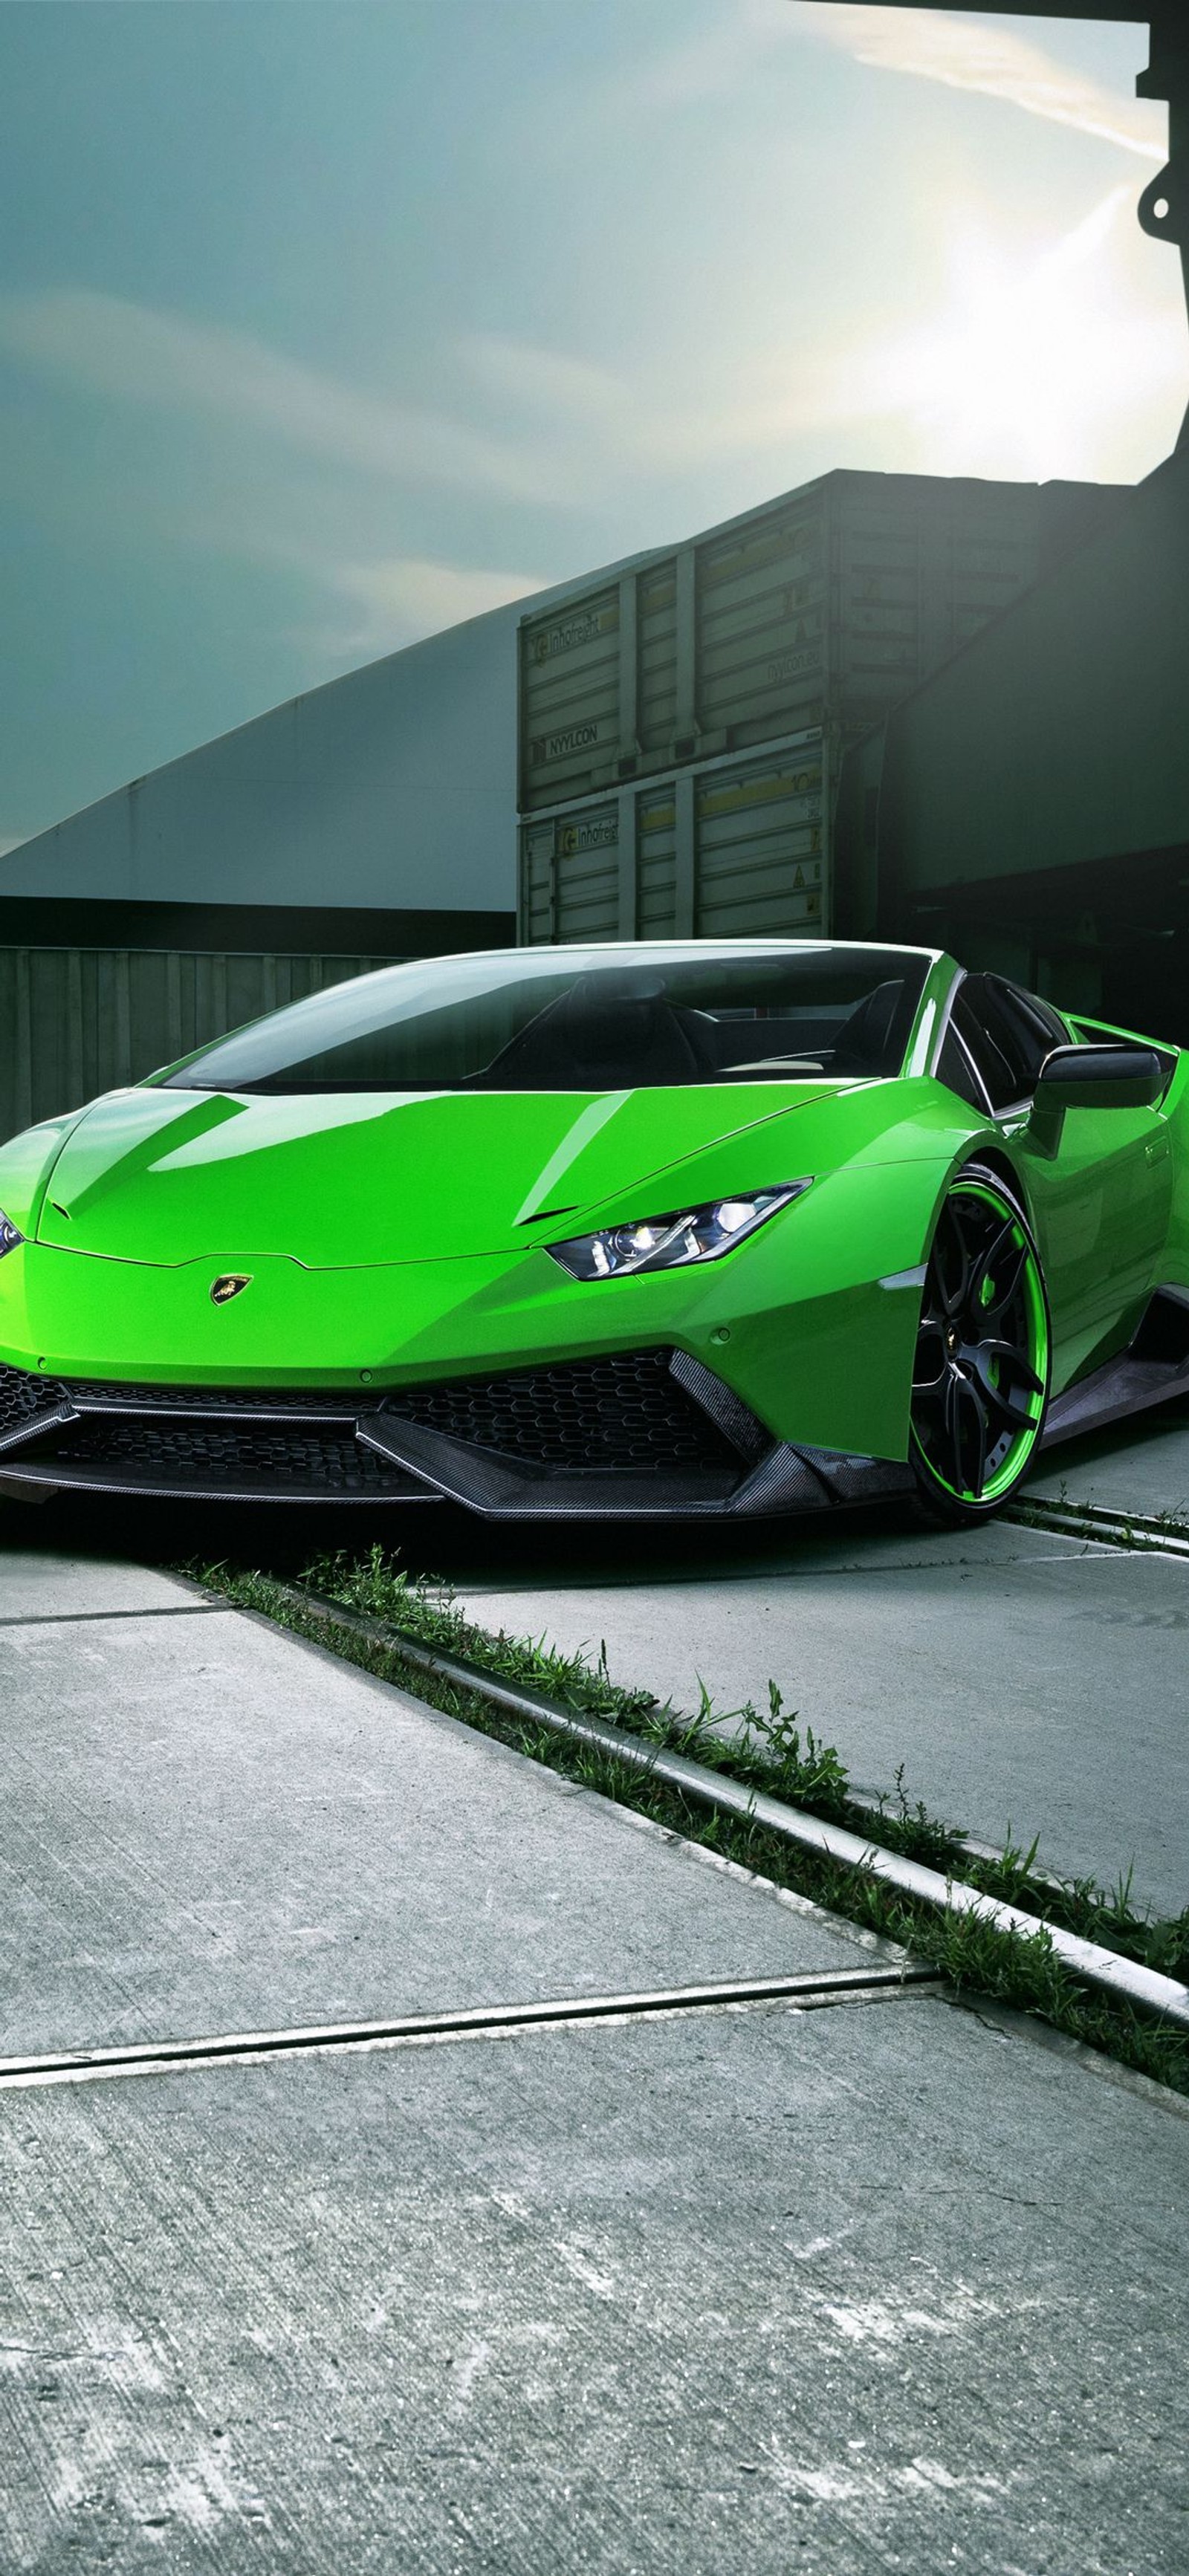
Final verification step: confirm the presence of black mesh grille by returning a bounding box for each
[1,1347,751,1487]
[47,1418,417,1496]
[0,1363,67,1440]
[64,1376,358,1415]
[383,1349,736,1473]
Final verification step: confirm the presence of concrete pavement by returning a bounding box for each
[449,1413,1189,1919]
[453,1519,1189,1917]
[1028,1388,1189,1522]
[2,1434,1188,2569]
[1,1967,1185,2571]
[0,1556,886,2058]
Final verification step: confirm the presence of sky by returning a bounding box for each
[1,0,1185,851]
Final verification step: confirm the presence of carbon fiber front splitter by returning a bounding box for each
[0,1347,916,1518]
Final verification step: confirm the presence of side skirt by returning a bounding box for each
[1043,1289,1189,1451]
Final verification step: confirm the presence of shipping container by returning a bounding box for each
[0,946,398,1145]
[517,470,1121,814]
[519,738,826,946]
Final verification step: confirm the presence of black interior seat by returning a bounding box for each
[478,974,717,1089]
[829,979,904,1076]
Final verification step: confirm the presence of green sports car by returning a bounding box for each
[0,938,1184,1522]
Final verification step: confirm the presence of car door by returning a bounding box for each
[950,976,1173,1385]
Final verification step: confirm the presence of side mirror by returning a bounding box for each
[1034,1044,1165,1112]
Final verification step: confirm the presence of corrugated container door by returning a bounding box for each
[636,559,678,757]
[519,817,558,944]
[635,788,678,935]
[695,747,826,938]
[832,478,1042,727]
[519,589,621,811]
[552,805,620,944]
[514,475,1127,841]
[696,494,828,753]
[832,485,923,734]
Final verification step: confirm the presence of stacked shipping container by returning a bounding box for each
[521,744,827,946]
[518,469,1120,944]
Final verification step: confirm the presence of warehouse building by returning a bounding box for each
[0,593,517,1134]
[0,581,583,953]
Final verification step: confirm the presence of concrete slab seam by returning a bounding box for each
[0,1967,942,2095]
[0,1602,234,1629]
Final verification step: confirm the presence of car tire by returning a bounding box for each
[909,1161,1050,1526]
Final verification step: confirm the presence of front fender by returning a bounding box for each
[670,1153,956,1462]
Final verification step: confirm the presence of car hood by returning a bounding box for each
[32,1080,848,1268]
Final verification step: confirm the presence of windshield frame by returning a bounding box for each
[156,938,943,1098]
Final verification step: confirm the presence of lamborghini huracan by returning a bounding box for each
[0,938,1185,1522]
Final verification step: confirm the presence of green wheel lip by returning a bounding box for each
[911,1175,1050,1509]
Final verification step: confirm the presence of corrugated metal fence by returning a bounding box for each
[0,946,397,1145]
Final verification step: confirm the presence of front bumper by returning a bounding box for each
[0,1349,914,1517]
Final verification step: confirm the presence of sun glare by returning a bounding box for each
[856,187,1185,481]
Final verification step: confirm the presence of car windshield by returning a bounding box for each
[161,943,931,1094]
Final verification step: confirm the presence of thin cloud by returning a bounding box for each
[599,1,1162,162]
[269,549,548,664]
[793,4,1165,162]
[461,331,843,473]
[461,333,626,422]
[0,288,575,507]
[311,553,548,658]
[609,0,791,108]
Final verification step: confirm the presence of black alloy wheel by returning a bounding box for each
[910,1163,1050,1524]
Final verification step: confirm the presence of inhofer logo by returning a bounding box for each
[210,1274,253,1305]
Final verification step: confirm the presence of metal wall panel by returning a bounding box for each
[2,594,545,919]
[0,947,396,1145]
[831,481,1043,733]
[519,739,827,946]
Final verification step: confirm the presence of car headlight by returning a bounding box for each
[0,1210,23,1259]
[547,1183,811,1281]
